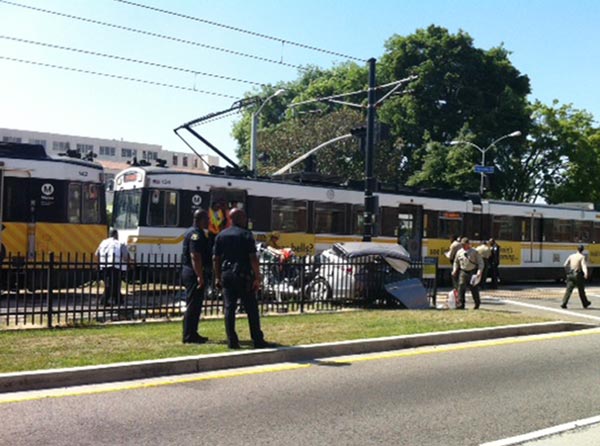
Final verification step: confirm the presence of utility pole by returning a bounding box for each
[363,58,377,242]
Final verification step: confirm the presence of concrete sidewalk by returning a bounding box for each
[0,321,592,394]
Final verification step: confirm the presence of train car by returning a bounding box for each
[0,142,107,260]
[112,164,600,282]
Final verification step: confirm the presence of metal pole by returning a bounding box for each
[250,112,258,174]
[480,148,485,196]
[363,58,377,242]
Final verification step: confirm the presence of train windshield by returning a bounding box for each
[113,189,142,230]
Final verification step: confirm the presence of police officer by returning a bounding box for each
[446,235,462,289]
[488,238,501,289]
[213,208,273,349]
[181,209,210,344]
[475,240,492,289]
[452,237,484,309]
[561,245,591,309]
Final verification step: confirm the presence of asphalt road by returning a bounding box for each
[1,329,599,446]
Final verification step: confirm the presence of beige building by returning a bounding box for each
[0,127,220,205]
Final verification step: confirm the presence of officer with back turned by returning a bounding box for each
[213,208,273,349]
[181,209,210,344]
[561,245,591,309]
[452,237,484,309]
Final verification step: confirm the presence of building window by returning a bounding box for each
[99,146,116,156]
[77,143,94,154]
[28,138,46,148]
[2,136,22,143]
[172,155,178,166]
[182,156,188,167]
[193,159,198,168]
[142,151,157,161]
[121,148,137,158]
[53,141,71,151]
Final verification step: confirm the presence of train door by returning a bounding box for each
[524,212,543,263]
[209,187,247,226]
[396,204,423,260]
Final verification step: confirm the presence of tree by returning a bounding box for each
[377,25,531,197]
[527,100,600,204]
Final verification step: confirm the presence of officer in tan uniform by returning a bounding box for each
[446,235,462,289]
[452,237,484,309]
[561,245,591,309]
[475,240,492,289]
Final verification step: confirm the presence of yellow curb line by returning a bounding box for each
[2,327,599,405]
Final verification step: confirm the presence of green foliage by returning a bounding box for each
[229,25,600,204]
[529,100,600,204]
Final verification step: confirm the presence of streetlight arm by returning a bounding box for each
[486,130,521,151]
[450,140,484,154]
[250,88,286,174]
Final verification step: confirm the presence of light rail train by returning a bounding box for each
[112,165,600,282]
[0,142,107,261]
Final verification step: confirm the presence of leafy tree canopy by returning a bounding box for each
[231,25,599,204]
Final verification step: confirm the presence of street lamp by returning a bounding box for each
[450,130,521,196]
[250,88,285,174]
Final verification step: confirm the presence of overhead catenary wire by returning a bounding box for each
[0,35,265,87]
[0,55,240,99]
[289,76,418,109]
[0,0,303,70]
[113,0,366,63]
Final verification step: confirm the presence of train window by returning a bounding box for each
[113,189,141,230]
[3,178,30,222]
[492,215,516,240]
[147,189,179,227]
[549,219,573,243]
[439,212,462,239]
[423,210,438,238]
[518,217,531,241]
[380,207,397,237]
[314,202,346,234]
[165,191,178,226]
[463,213,482,240]
[352,205,364,235]
[593,222,600,243]
[272,199,307,232]
[82,184,100,224]
[68,183,82,223]
[574,221,592,243]
[247,196,271,231]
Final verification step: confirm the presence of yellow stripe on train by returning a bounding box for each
[1,222,106,258]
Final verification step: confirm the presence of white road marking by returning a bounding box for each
[497,298,600,322]
[480,415,600,446]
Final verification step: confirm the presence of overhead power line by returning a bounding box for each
[0,0,303,69]
[114,0,366,63]
[0,55,241,99]
[0,35,265,86]
[289,76,418,109]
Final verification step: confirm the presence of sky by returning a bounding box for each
[1,0,599,166]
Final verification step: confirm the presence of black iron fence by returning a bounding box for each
[0,252,437,328]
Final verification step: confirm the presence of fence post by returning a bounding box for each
[46,252,54,328]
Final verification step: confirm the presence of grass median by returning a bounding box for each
[0,309,549,373]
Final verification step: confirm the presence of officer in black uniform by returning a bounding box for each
[181,209,210,344]
[213,208,273,349]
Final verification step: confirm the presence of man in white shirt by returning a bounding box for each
[561,245,591,309]
[95,229,129,305]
